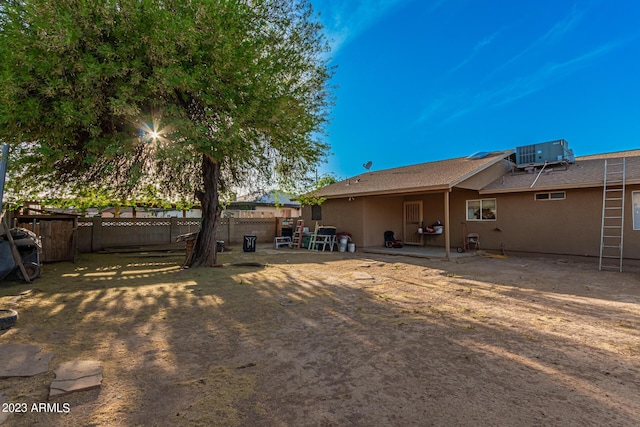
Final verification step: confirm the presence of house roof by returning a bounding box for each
[232,191,300,207]
[480,149,640,194]
[310,150,514,199]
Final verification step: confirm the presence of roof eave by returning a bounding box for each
[321,184,452,200]
[479,183,597,194]
[316,151,514,199]
[478,180,640,194]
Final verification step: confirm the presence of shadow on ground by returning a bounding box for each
[0,246,639,426]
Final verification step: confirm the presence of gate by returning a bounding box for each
[403,201,422,245]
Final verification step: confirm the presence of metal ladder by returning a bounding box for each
[599,158,626,271]
[292,219,304,249]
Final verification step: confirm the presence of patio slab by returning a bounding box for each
[0,343,53,377]
[362,245,476,259]
[50,360,103,397]
[352,271,374,280]
[0,392,8,424]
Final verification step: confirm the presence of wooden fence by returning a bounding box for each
[77,217,278,252]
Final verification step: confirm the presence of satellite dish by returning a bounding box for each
[363,161,373,172]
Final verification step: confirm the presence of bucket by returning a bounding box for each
[340,236,349,245]
[338,243,347,252]
[348,243,355,253]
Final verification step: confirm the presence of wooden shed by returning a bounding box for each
[15,213,78,262]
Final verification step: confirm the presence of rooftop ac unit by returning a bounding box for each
[515,139,574,167]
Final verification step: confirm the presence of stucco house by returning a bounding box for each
[300,141,640,268]
[225,190,301,218]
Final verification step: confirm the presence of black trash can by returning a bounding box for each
[243,235,257,252]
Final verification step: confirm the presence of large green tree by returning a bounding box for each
[0,0,332,266]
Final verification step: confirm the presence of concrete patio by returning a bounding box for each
[362,244,477,260]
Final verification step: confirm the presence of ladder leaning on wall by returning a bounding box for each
[599,158,626,272]
[292,219,304,249]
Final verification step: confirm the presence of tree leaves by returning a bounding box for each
[0,0,333,229]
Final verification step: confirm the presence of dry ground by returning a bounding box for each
[1,246,639,426]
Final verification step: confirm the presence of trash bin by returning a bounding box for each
[243,235,257,252]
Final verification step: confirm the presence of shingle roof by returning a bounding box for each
[575,149,640,161]
[311,150,513,199]
[233,191,300,207]
[481,149,640,194]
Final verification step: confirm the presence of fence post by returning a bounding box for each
[92,217,103,252]
[170,217,178,244]
[217,218,227,244]
[229,218,236,245]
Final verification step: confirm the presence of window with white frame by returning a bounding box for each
[466,199,496,221]
[633,191,640,230]
[535,191,566,201]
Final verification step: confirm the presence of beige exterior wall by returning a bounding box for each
[307,192,449,248]
[452,188,595,255]
[304,184,640,259]
[452,186,640,258]
[362,196,404,247]
[399,193,448,246]
[301,198,364,243]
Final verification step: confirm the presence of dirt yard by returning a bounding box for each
[1,246,639,426]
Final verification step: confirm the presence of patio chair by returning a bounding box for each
[384,231,403,248]
[274,235,292,249]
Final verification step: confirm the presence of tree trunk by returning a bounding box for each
[187,154,222,267]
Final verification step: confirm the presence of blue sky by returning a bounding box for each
[310,0,640,179]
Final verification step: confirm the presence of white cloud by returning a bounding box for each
[314,0,437,54]
[496,5,584,72]
[416,39,627,125]
[451,27,507,73]
[493,39,627,108]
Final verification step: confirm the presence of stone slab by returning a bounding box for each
[0,343,53,377]
[0,392,8,425]
[50,360,102,397]
[352,272,374,280]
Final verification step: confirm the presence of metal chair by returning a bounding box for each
[274,236,292,249]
